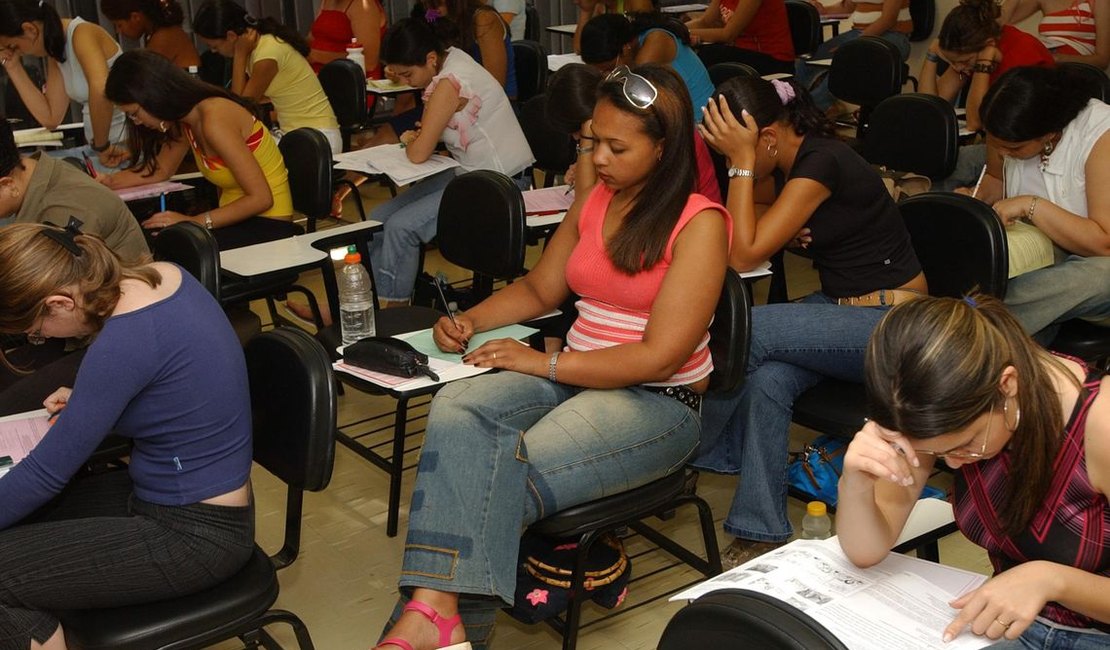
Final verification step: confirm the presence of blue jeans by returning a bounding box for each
[795,30,911,110]
[368,169,458,302]
[47,144,121,176]
[936,144,987,192]
[392,371,701,648]
[693,293,889,541]
[1006,255,1110,343]
[987,618,1110,649]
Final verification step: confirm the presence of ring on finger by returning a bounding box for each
[492,352,497,360]
[994,618,1013,629]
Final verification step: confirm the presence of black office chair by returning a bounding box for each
[517,270,751,650]
[659,589,848,649]
[278,127,335,234]
[519,94,576,188]
[59,328,337,650]
[909,0,936,42]
[435,169,527,304]
[862,93,959,181]
[1049,320,1110,370]
[708,61,760,88]
[150,222,221,299]
[319,58,370,152]
[791,192,1008,436]
[524,2,542,41]
[786,0,822,57]
[827,36,905,138]
[513,39,550,104]
[1057,61,1110,102]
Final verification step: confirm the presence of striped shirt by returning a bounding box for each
[1039,0,1098,56]
[563,186,731,387]
[953,361,1110,633]
[850,0,912,33]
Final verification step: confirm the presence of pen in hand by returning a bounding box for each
[434,274,466,352]
[159,192,167,213]
[970,164,987,199]
[564,181,574,196]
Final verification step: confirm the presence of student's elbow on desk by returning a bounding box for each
[405,148,432,165]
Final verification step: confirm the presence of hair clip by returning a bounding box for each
[40,216,85,257]
[963,295,979,308]
[244,13,258,26]
[424,7,441,23]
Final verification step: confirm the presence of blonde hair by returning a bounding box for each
[0,224,160,336]
[865,294,1075,535]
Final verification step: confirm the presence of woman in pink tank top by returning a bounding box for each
[839,294,1110,647]
[371,64,732,650]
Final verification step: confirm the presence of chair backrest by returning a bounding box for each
[524,2,542,41]
[278,127,334,232]
[519,94,576,185]
[245,327,337,567]
[513,39,549,103]
[1057,61,1110,102]
[658,589,849,649]
[436,170,527,300]
[828,36,903,107]
[899,192,1008,299]
[862,93,958,180]
[151,222,221,300]
[319,58,369,148]
[707,269,752,394]
[708,61,760,89]
[909,0,935,41]
[785,0,822,57]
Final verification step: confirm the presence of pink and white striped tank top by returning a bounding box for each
[1039,0,1098,56]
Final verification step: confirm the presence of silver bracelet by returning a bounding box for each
[204,211,214,230]
[548,351,561,383]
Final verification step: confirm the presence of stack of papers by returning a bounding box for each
[0,409,53,478]
[523,185,574,214]
[333,144,461,186]
[366,79,418,94]
[113,181,194,202]
[12,128,64,147]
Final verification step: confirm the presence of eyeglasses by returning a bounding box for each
[604,65,658,110]
[913,403,994,460]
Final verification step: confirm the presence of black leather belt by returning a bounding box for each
[642,384,702,412]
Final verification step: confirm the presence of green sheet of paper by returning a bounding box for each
[399,323,539,363]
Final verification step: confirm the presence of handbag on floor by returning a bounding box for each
[508,530,632,624]
[787,435,847,507]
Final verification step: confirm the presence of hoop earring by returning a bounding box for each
[158,121,167,133]
[1042,140,1055,157]
[767,142,778,158]
[1003,398,1021,432]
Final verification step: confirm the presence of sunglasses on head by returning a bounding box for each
[604,65,658,110]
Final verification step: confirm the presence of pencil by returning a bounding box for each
[159,192,167,213]
[971,164,987,199]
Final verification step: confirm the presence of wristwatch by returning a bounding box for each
[89,140,111,153]
[203,212,214,230]
[728,167,755,179]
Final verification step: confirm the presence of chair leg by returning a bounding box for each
[562,529,603,650]
[335,178,368,222]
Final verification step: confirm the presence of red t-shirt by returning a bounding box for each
[993,24,1056,82]
[720,0,796,62]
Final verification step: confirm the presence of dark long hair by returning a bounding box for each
[193,0,309,57]
[938,0,1001,53]
[865,294,1076,536]
[545,63,603,134]
[598,64,695,274]
[0,120,22,177]
[580,12,690,64]
[981,66,1094,142]
[101,0,186,29]
[0,0,67,61]
[381,17,446,67]
[105,49,258,175]
[411,0,503,53]
[715,75,834,137]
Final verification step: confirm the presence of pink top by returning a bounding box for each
[564,186,732,386]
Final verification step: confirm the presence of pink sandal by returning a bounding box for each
[377,600,471,650]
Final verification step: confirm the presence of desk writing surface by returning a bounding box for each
[661,3,708,11]
[366,79,418,94]
[547,23,576,35]
[548,53,583,72]
[300,219,383,247]
[805,58,833,67]
[219,237,327,278]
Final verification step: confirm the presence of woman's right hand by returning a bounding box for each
[698,95,759,166]
[842,420,919,488]
[43,387,73,416]
[432,314,474,354]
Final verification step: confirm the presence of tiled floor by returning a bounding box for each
[232,184,993,650]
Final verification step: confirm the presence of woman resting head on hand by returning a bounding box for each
[837,294,1110,647]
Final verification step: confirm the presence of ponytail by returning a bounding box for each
[0,0,67,62]
[193,0,309,58]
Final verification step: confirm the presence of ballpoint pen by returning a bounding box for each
[434,274,466,351]
[159,192,167,213]
[81,153,97,179]
[564,181,575,196]
[970,164,987,199]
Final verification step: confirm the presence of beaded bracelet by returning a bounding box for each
[548,351,561,382]
[1027,196,1038,222]
[924,51,940,63]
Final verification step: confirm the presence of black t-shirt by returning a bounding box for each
[788,136,921,298]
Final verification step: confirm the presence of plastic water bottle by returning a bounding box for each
[339,245,375,344]
[346,39,366,75]
[800,501,833,540]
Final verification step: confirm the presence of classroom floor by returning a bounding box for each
[226,182,994,650]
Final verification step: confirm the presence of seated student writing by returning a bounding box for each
[0,222,254,650]
[694,76,926,569]
[373,64,730,650]
[99,50,300,251]
[100,0,200,69]
[193,0,342,154]
[838,294,1110,648]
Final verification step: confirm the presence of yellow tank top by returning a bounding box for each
[184,120,293,219]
